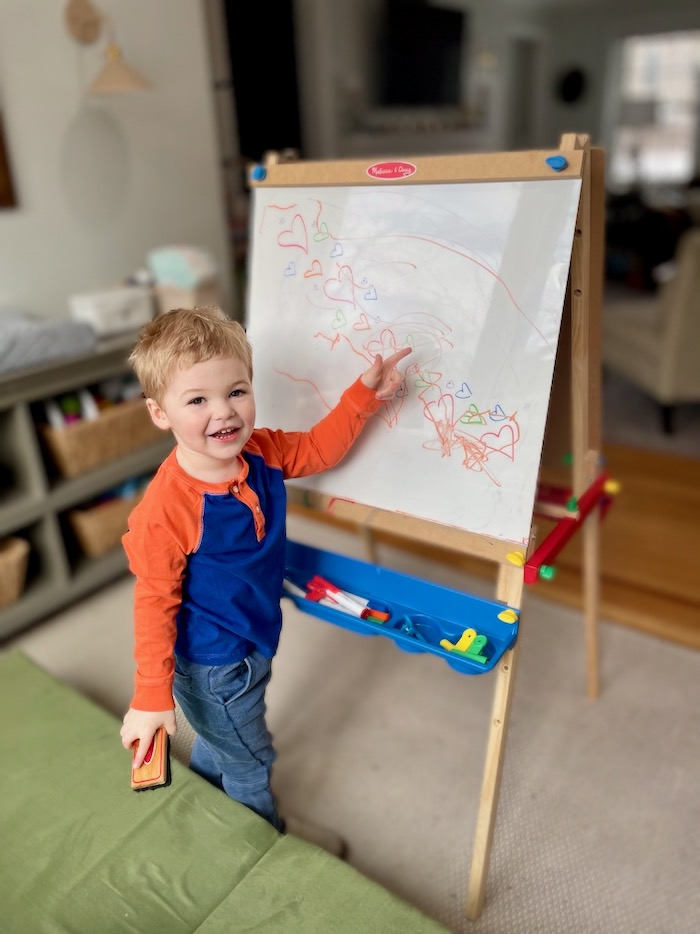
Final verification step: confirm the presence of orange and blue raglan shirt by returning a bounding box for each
[123,377,383,713]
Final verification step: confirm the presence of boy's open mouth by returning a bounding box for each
[211,427,238,440]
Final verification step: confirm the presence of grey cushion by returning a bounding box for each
[0,308,97,375]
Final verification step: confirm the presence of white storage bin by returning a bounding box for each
[69,287,154,336]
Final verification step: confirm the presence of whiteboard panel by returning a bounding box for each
[245,178,581,546]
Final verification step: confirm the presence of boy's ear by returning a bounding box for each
[145,398,170,430]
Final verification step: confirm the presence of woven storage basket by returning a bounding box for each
[0,537,30,609]
[68,490,145,558]
[41,399,162,479]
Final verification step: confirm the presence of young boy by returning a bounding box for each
[120,306,410,832]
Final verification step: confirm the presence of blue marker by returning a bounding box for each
[251,165,267,181]
[545,155,568,172]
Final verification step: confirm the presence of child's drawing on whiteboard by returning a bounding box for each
[247,179,581,544]
[257,197,523,490]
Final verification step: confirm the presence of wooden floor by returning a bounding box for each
[289,443,700,651]
[522,443,700,649]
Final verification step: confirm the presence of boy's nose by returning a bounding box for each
[213,397,236,419]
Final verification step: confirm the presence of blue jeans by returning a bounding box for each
[173,651,283,831]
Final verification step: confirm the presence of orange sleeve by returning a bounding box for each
[122,475,202,711]
[251,376,382,478]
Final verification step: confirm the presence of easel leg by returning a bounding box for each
[582,507,601,699]
[465,641,520,920]
[465,562,523,921]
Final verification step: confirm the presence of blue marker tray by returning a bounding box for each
[284,540,519,676]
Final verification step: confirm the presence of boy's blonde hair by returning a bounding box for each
[129,307,253,402]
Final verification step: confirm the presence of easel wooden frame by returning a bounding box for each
[249,133,605,922]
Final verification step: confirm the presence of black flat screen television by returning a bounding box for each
[376,0,467,108]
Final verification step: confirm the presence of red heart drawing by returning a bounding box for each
[481,424,516,459]
[424,394,456,452]
[323,265,356,306]
[425,394,455,430]
[278,214,308,254]
[353,313,371,331]
[304,259,322,278]
[366,328,398,359]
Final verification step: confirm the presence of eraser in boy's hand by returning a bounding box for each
[131,726,171,792]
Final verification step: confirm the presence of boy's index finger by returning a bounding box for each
[392,346,412,364]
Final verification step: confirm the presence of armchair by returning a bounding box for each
[602,227,700,433]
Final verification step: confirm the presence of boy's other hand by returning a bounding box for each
[121,707,177,770]
[361,346,412,401]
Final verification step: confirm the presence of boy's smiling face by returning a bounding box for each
[146,354,256,481]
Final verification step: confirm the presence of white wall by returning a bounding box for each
[0,0,233,321]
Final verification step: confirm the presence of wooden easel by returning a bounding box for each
[247,134,605,921]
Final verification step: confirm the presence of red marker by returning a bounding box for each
[306,576,367,617]
[283,579,335,609]
[306,576,390,622]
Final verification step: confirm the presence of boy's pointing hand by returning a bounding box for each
[361,346,412,401]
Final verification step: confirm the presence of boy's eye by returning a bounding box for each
[189,396,205,406]
[230,389,245,398]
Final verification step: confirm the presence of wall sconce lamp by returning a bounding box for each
[64,0,151,95]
